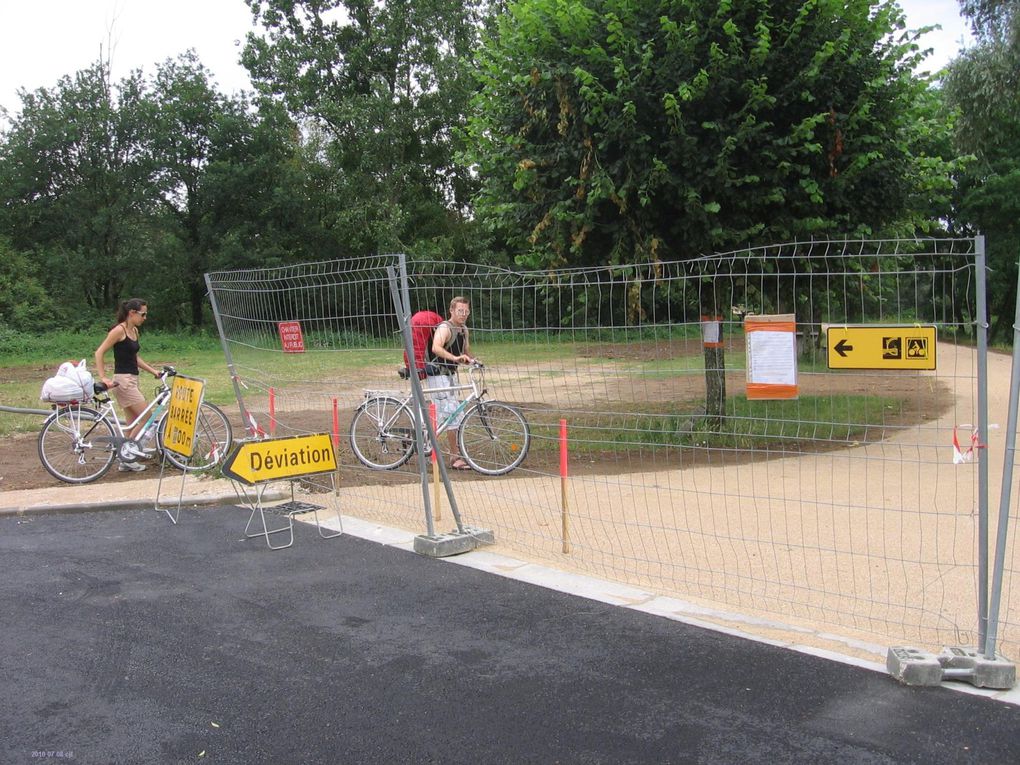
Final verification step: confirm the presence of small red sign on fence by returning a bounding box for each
[277,321,305,353]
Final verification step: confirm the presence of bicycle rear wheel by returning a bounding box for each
[158,401,233,471]
[350,396,416,470]
[37,405,116,483]
[458,401,530,476]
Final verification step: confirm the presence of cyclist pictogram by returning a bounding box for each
[906,337,929,359]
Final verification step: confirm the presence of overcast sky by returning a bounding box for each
[0,0,975,121]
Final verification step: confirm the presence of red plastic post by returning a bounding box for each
[332,398,340,449]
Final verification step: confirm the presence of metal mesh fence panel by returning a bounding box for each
[206,238,1018,662]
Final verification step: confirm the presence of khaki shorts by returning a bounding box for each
[112,373,146,409]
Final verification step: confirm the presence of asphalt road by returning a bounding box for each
[2,506,1019,764]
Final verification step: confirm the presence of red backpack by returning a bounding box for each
[403,310,444,379]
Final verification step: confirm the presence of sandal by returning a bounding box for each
[450,458,471,471]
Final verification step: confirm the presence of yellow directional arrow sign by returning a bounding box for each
[827,325,937,370]
[221,433,337,485]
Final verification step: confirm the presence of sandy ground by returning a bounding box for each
[2,343,1018,667]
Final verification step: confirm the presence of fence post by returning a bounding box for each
[386,264,438,538]
[976,235,991,652]
[986,248,1020,658]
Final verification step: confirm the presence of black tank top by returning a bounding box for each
[112,326,140,375]
[432,321,465,374]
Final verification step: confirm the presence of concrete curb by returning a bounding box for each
[0,489,289,517]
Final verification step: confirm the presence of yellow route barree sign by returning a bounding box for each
[221,433,337,485]
[161,374,205,458]
[827,325,937,370]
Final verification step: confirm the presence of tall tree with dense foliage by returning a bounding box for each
[944,0,1019,342]
[0,51,320,329]
[465,0,952,269]
[0,62,154,315]
[147,52,313,326]
[241,0,488,258]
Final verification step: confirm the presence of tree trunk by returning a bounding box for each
[704,345,726,431]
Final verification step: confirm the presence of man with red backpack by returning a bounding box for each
[408,297,474,469]
[430,296,474,469]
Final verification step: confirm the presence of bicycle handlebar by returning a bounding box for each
[94,366,175,395]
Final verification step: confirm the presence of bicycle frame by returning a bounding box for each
[90,376,172,444]
[358,367,483,446]
[428,379,483,439]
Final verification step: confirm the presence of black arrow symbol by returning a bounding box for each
[834,339,854,357]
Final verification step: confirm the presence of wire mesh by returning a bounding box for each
[205,238,1019,662]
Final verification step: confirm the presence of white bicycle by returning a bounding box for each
[349,362,530,476]
[37,366,233,484]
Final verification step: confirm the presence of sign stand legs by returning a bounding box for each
[236,473,343,551]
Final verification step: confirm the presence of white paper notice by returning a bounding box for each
[702,320,721,345]
[747,331,797,385]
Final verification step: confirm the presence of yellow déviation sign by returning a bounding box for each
[826,325,937,370]
[161,375,206,458]
[222,433,337,486]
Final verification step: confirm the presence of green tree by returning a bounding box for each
[241,0,487,257]
[945,0,1020,342]
[0,237,53,330]
[0,61,155,311]
[465,0,952,269]
[148,52,324,326]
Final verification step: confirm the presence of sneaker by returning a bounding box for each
[118,461,147,472]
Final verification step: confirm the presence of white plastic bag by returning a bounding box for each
[40,359,94,403]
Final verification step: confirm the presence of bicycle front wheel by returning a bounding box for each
[37,405,116,483]
[158,402,233,471]
[458,401,530,476]
[350,397,416,470]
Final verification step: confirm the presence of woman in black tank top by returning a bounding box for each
[94,298,160,444]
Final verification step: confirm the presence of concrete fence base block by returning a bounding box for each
[888,645,1017,689]
[414,526,495,558]
[887,646,944,686]
[461,525,495,545]
[938,646,1017,690]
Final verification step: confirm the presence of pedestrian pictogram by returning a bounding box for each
[882,337,902,360]
[827,325,936,370]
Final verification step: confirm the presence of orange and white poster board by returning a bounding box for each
[744,313,798,400]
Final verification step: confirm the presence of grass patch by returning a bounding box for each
[525,393,902,453]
